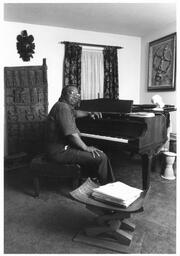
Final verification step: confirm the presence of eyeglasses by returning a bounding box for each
[70,91,80,97]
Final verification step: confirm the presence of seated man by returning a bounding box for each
[46,85,115,185]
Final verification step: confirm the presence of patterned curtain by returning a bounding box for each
[63,42,82,92]
[103,47,119,99]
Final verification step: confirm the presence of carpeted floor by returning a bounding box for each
[4,151,176,254]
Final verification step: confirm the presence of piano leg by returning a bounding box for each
[141,154,152,190]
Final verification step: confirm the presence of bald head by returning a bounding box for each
[60,85,80,107]
[61,85,78,97]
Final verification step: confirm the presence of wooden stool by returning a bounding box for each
[30,154,82,197]
[71,178,150,253]
[84,205,136,246]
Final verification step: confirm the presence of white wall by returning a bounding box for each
[3,20,177,154]
[140,22,177,133]
[3,21,141,110]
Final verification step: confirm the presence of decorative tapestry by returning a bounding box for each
[4,59,48,155]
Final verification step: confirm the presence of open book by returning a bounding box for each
[92,181,143,208]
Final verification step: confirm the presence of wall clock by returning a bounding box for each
[16,30,35,61]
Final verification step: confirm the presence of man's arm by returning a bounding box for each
[67,133,102,158]
[75,110,102,119]
[75,110,89,118]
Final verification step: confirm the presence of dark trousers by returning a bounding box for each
[48,147,115,184]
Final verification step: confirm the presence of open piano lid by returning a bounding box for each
[79,99,133,113]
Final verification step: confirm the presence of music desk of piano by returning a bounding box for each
[76,99,176,190]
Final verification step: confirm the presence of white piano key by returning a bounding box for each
[81,133,128,143]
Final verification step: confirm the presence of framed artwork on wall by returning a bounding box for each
[147,33,176,91]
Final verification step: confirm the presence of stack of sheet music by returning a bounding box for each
[91,181,143,208]
[129,112,155,118]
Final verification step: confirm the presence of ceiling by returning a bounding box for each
[4,3,176,37]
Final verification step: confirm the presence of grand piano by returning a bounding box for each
[76,98,170,190]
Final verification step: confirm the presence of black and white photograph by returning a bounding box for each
[2,1,178,254]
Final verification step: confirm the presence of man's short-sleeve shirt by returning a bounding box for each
[46,101,79,154]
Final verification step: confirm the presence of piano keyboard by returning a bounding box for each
[81,133,128,143]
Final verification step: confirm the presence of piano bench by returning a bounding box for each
[30,154,82,197]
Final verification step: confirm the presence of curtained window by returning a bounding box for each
[81,47,104,99]
[63,42,119,99]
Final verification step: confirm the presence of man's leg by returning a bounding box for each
[93,151,115,184]
[50,147,115,184]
